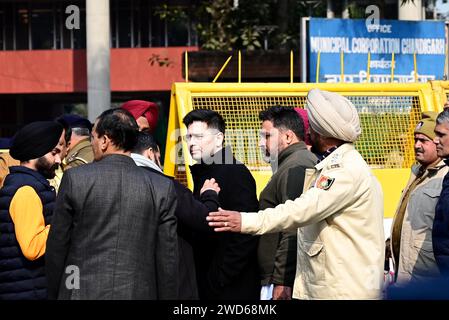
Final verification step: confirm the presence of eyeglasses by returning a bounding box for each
[183,132,219,142]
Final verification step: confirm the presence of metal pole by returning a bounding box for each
[52,2,56,49]
[390,51,395,82]
[290,50,293,83]
[86,0,111,121]
[366,51,371,83]
[316,51,321,83]
[28,2,32,50]
[238,50,241,83]
[340,50,344,83]
[12,2,16,50]
[60,2,64,49]
[300,17,308,82]
[414,52,418,82]
[130,0,134,48]
[185,51,188,82]
[213,56,233,83]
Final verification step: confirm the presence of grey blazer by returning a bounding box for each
[46,154,178,300]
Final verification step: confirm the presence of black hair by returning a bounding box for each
[259,106,305,140]
[55,117,72,145]
[95,108,139,151]
[182,109,226,134]
[131,131,160,154]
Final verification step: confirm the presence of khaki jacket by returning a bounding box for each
[0,152,20,188]
[391,160,448,284]
[242,143,385,299]
[65,138,94,169]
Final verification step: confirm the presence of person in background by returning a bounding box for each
[0,151,19,188]
[0,121,64,299]
[432,109,449,276]
[121,100,159,133]
[388,111,447,285]
[60,114,94,169]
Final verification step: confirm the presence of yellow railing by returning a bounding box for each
[163,82,441,218]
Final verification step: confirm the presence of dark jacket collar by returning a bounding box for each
[314,145,341,163]
[277,142,308,167]
[9,165,50,187]
[190,146,237,175]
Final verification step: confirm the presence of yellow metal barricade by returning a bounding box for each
[430,80,449,109]
[164,82,439,218]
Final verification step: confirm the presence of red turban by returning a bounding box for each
[121,100,159,133]
[294,107,311,146]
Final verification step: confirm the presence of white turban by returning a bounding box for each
[306,89,361,142]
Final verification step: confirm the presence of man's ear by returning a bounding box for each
[216,132,224,147]
[146,148,155,161]
[101,134,110,151]
[284,130,295,144]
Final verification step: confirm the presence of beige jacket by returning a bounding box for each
[242,143,385,299]
[391,160,448,284]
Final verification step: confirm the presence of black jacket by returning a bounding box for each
[46,154,178,300]
[434,160,449,275]
[141,166,220,299]
[0,166,55,300]
[190,146,260,300]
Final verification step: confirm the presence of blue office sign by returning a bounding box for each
[309,18,446,83]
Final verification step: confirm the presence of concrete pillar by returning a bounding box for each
[398,0,422,21]
[327,0,334,18]
[86,0,110,122]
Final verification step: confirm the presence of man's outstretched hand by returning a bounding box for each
[207,208,242,232]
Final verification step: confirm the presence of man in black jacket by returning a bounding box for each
[183,109,260,300]
[46,108,178,300]
[130,131,221,299]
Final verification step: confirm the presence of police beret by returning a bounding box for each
[60,114,92,130]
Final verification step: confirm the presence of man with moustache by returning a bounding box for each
[0,121,64,299]
[257,106,316,300]
[388,112,447,284]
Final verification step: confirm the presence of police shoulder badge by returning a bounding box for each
[316,175,335,190]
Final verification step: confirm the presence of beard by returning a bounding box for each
[36,156,59,179]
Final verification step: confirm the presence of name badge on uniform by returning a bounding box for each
[316,175,335,190]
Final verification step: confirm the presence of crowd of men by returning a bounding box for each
[1,89,449,300]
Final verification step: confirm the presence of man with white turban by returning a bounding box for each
[207,89,385,299]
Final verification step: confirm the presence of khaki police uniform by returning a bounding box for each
[65,138,94,169]
[391,160,448,284]
[241,143,385,299]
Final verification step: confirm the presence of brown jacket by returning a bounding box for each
[258,142,316,287]
[64,138,94,169]
[390,160,448,284]
[0,152,20,188]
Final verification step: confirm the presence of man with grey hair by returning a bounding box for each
[60,115,94,169]
[432,109,449,276]
[207,89,385,299]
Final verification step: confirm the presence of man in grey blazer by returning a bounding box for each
[46,108,178,300]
